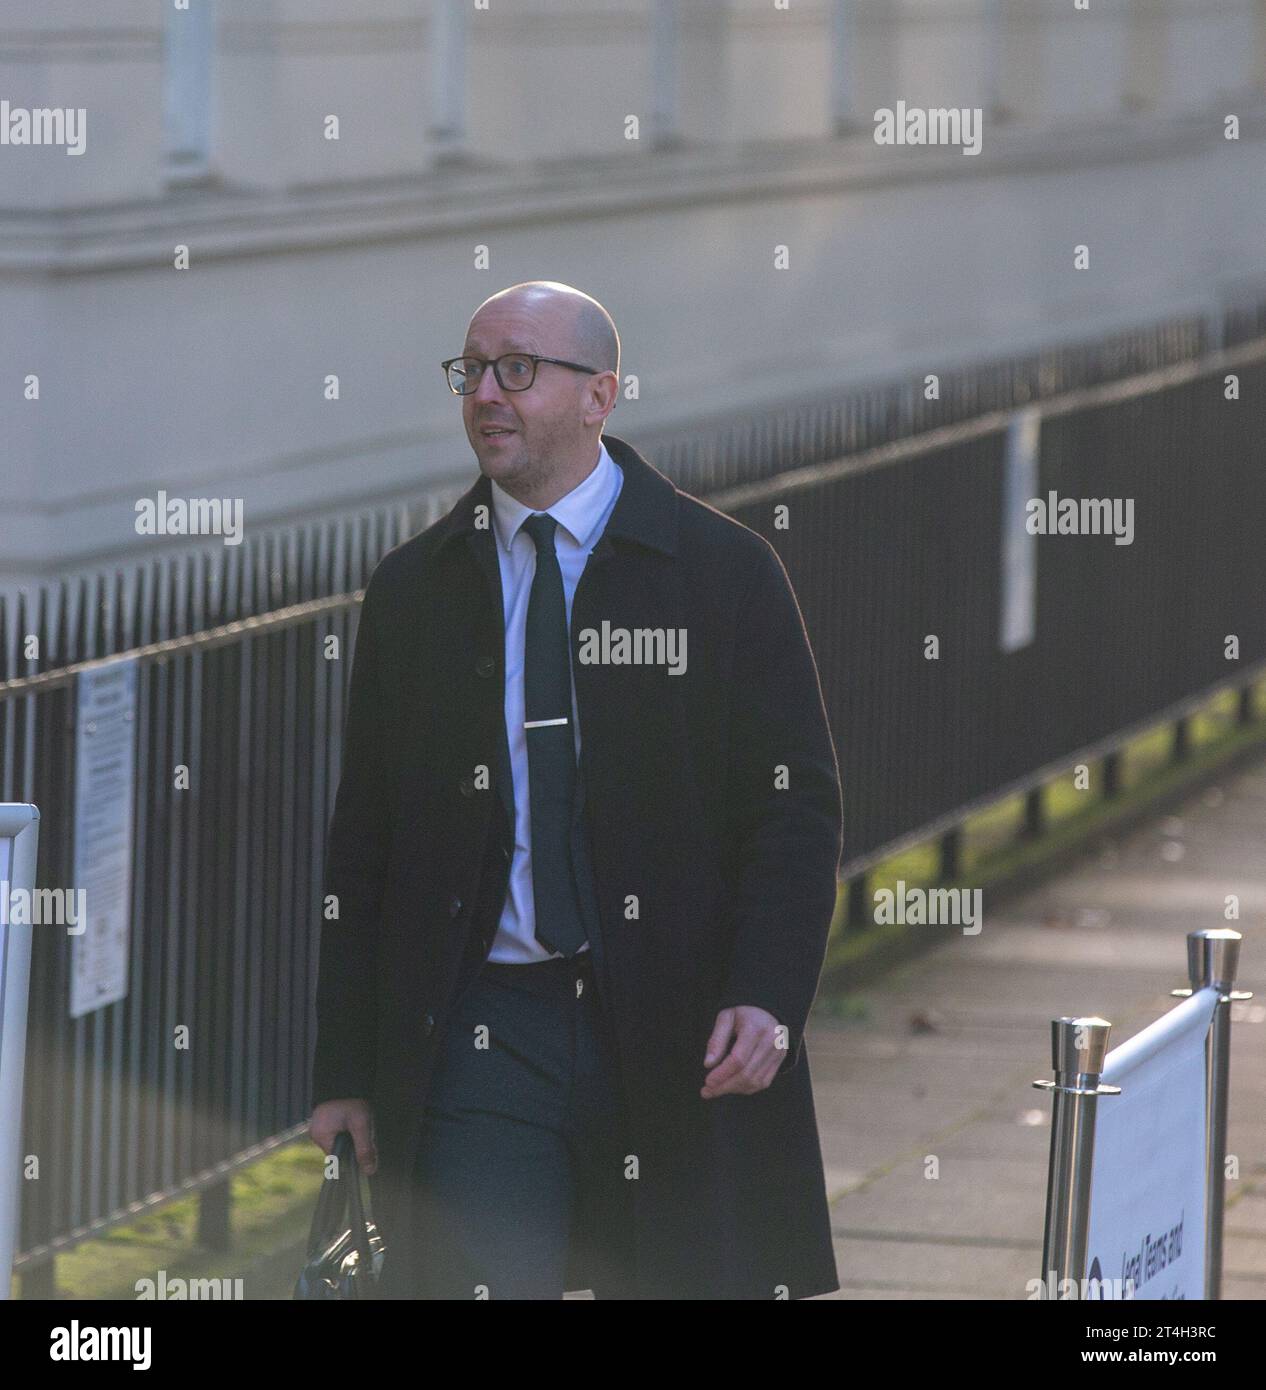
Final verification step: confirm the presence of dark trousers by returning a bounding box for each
[404,945,636,1299]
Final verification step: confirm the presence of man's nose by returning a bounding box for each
[473,364,509,405]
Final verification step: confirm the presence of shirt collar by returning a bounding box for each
[490,438,620,555]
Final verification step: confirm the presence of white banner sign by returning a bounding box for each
[71,659,138,1019]
[1085,988,1217,1299]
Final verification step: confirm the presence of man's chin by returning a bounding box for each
[475,441,524,478]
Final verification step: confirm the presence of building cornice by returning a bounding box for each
[1,102,1258,276]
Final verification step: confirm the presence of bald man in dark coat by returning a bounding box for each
[309,281,843,1299]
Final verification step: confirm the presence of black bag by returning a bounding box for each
[294,1130,386,1299]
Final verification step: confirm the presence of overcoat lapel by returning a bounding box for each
[464,527,516,831]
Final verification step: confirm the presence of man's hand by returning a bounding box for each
[701,1006,788,1098]
[308,1098,378,1176]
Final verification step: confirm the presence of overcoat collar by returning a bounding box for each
[429,432,680,838]
[434,432,679,562]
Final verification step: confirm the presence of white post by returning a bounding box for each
[830,0,855,135]
[980,0,1006,119]
[430,0,469,161]
[650,0,679,149]
[1260,0,1266,93]
[0,805,40,1300]
[163,0,216,181]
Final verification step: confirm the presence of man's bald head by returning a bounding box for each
[458,280,622,507]
[469,281,619,380]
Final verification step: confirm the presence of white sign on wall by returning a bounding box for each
[1085,988,1216,1299]
[999,406,1040,654]
[71,659,138,1019]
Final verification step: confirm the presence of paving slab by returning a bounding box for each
[808,751,1266,1300]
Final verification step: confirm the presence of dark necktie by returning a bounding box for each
[521,513,588,958]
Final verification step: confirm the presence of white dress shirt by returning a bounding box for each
[487,438,624,962]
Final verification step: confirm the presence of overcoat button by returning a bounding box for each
[475,655,497,678]
[424,1013,435,1036]
[459,775,476,797]
[448,894,463,918]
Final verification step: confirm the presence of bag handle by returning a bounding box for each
[339,1131,375,1277]
[305,1129,373,1262]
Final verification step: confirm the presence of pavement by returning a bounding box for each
[810,754,1266,1300]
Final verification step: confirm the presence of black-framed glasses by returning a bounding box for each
[441,352,602,395]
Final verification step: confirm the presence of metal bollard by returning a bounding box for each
[1171,929,1252,1300]
[1033,1016,1119,1298]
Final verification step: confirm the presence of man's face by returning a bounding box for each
[458,301,585,491]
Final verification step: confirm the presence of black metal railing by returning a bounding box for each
[2,318,1263,1280]
[710,339,1266,875]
